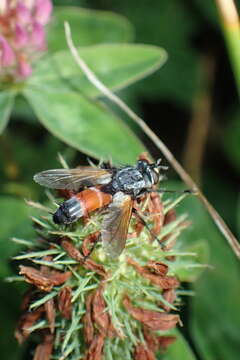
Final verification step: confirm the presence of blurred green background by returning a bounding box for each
[0,1,240,359]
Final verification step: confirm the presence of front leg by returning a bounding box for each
[132,207,165,249]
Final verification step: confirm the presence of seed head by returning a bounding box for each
[13,162,201,359]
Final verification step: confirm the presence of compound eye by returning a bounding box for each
[137,160,147,170]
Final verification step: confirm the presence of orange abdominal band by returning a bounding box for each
[75,188,112,216]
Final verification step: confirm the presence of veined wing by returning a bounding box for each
[102,192,133,258]
[33,167,112,191]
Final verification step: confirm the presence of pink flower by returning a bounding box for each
[0,35,15,66]
[0,0,53,81]
[35,0,53,25]
[0,1,8,15]
[31,21,45,49]
[16,2,32,25]
[15,24,29,48]
[18,56,32,77]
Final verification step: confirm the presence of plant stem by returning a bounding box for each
[183,54,215,185]
[215,0,240,95]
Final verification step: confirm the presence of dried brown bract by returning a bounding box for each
[61,237,107,277]
[19,266,55,292]
[19,265,71,292]
[123,296,180,331]
[134,343,155,360]
[92,286,117,338]
[83,292,95,344]
[142,327,159,353]
[127,257,179,290]
[162,289,177,312]
[84,258,107,278]
[84,333,105,360]
[143,327,176,352]
[145,260,168,276]
[15,306,44,344]
[58,286,72,320]
[83,285,117,345]
[134,329,176,360]
[40,255,53,275]
[20,288,34,311]
[148,191,164,238]
[44,299,55,334]
[33,333,54,360]
[158,336,176,351]
[61,237,84,262]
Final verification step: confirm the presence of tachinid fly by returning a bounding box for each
[34,159,164,257]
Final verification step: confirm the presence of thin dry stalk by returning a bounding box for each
[182,54,215,185]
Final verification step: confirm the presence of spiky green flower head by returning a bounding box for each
[13,179,203,360]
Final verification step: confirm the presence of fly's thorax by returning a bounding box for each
[111,166,146,196]
[53,197,83,225]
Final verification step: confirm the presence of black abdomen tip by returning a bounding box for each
[53,197,83,225]
[53,208,64,224]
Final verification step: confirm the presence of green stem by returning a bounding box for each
[215,0,240,95]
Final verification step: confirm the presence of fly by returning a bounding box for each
[34,159,165,258]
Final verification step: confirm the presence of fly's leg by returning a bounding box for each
[147,189,195,195]
[82,231,101,261]
[128,202,145,238]
[132,208,165,249]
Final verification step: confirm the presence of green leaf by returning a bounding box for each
[29,44,167,98]
[0,196,34,278]
[0,91,15,133]
[0,282,26,360]
[177,195,240,360]
[0,131,74,196]
[237,194,240,238]
[164,330,197,360]
[47,6,134,52]
[111,0,199,106]
[163,182,210,282]
[11,95,38,124]
[23,86,145,164]
[193,0,220,27]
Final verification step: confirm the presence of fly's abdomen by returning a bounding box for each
[53,188,112,225]
[76,188,112,214]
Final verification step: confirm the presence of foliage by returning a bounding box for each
[0,6,167,163]
[0,1,240,360]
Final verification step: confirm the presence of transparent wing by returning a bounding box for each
[33,167,112,191]
[102,192,133,258]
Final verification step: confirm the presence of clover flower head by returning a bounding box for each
[0,0,52,81]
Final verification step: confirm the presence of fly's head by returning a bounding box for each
[137,159,165,189]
